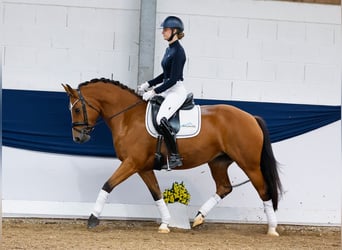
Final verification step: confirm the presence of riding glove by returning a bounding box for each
[143,90,156,101]
[138,82,150,92]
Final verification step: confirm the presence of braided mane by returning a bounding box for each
[78,78,141,98]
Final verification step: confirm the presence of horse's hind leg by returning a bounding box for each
[238,161,279,236]
[193,155,233,228]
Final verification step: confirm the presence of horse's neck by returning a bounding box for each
[99,87,146,152]
[94,85,145,128]
[88,85,139,117]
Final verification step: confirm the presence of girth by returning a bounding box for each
[150,93,195,134]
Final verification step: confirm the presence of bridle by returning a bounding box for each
[70,87,143,135]
[69,88,100,135]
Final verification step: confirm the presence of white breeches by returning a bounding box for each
[156,81,187,125]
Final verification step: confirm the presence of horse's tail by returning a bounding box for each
[255,116,282,211]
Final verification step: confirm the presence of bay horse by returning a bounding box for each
[62,78,282,236]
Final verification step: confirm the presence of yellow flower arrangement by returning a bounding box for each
[163,181,191,205]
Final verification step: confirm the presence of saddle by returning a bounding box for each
[147,93,199,170]
[150,93,195,134]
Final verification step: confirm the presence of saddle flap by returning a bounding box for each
[145,103,201,139]
[149,92,196,134]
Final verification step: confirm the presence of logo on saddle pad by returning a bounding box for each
[145,95,201,138]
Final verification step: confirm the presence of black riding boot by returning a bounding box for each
[159,117,183,169]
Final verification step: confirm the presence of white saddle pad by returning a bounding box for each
[145,102,201,139]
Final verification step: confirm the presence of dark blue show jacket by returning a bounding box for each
[148,40,186,94]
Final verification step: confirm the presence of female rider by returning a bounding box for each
[139,16,187,169]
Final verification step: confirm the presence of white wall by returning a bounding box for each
[2,0,341,226]
[1,0,141,90]
[156,0,341,105]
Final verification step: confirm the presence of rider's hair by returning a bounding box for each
[177,31,184,40]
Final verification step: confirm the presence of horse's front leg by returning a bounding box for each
[138,170,171,233]
[87,158,137,229]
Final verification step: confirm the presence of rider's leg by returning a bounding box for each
[156,82,187,169]
[156,82,187,124]
[159,117,182,168]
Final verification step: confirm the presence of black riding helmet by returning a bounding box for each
[161,16,184,41]
[161,16,184,32]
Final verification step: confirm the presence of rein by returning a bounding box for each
[100,99,144,124]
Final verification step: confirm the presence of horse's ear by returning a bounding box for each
[61,83,76,97]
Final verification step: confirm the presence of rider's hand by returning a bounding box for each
[143,89,156,101]
[138,82,150,92]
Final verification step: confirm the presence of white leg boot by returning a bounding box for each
[88,189,109,228]
[92,189,109,217]
[263,199,279,236]
[156,198,171,233]
[193,194,221,227]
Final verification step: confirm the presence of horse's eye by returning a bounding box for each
[74,108,81,114]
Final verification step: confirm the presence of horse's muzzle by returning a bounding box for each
[72,125,94,143]
[73,133,91,143]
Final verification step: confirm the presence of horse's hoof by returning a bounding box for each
[267,227,279,236]
[192,213,204,228]
[158,223,170,233]
[87,214,100,229]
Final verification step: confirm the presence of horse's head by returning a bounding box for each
[62,84,100,143]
